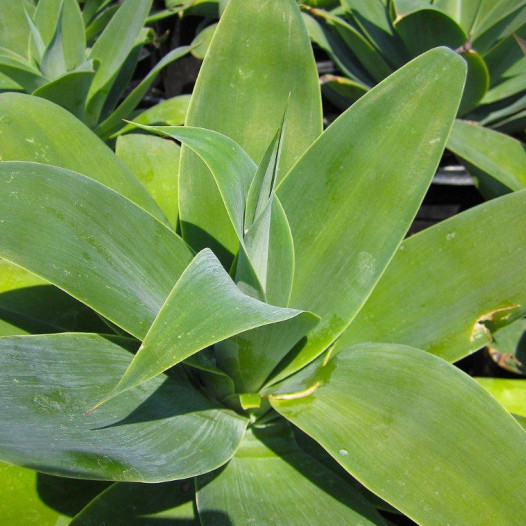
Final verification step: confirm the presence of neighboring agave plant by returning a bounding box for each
[0,0,526,524]
[303,0,526,197]
[0,0,190,139]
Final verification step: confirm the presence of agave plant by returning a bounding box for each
[0,0,526,524]
[303,0,526,197]
[0,0,191,139]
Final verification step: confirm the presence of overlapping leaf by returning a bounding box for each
[337,190,526,362]
[0,334,247,482]
[0,163,192,339]
[270,344,526,525]
[272,47,466,383]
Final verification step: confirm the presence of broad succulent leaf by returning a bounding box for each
[116,134,181,229]
[337,190,526,362]
[0,93,166,223]
[272,47,466,383]
[135,124,256,240]
[0,0,34,57]
[179,0,322,263]
[0,162,192,339]
[32,67,96,121]
[447,119,526,197]
[70,480,198,525]
[237,195,294,308]
[93,249,317,407]
[0,334,247,482]
[270,343,526,526]
[196,422,387,526]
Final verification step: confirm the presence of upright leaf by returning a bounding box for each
[33,0,85,71]
[0,462,108,526]
[337,190,526,362]
[271,344,526,526]
[0,163,192,339]
[116,134,180,229]
[86,0,152,124]
[179,0,322,260]
[273,48,466,382]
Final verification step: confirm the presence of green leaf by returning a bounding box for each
[196,421,387,526]
[134,124,256,241]
[447,119,526,194]
[301,11,374,85]
[320,74,369,111]
[0,0,33,56]
[308,8,393,82]
[457,49,490,116]
[116,133,180,229]
[86,0,153,124]
[0,93,166,223]
[0,54,45,93]
[71,480,198,525]
[270,344,526,526]
[342,0,407,69]
[191,22,217,60]
[245,122,285,230]
[0,461,108,526]
[33,0,85,72]
[393,6,467,57]
[0,259,106,336]
[95,46,191,140]
[32,67,95,121]
[0,162,192,339]
[179,0,322,260]
[112,95,190,137]
[237,195,295,308]
[482,66,526,105]
[336,191,526,362]
[39,2,69,80]
[273,47,466,382]
[0,333,247,482]
[476,378,526,417]
[95,249,315,406]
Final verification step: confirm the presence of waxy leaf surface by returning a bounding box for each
[271,344,526,526]
[100,250,314,404]
[0,260,105,336]
[116,134,180,229]
[196,423,386,526]
[447,119,526,193]
[0,334,246,482]
[274,47,466,382]
[179,0,322,260]
[0,163,192,339]
[71,480,198,525]
[0,93,165,222]
[337,190,526,362]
